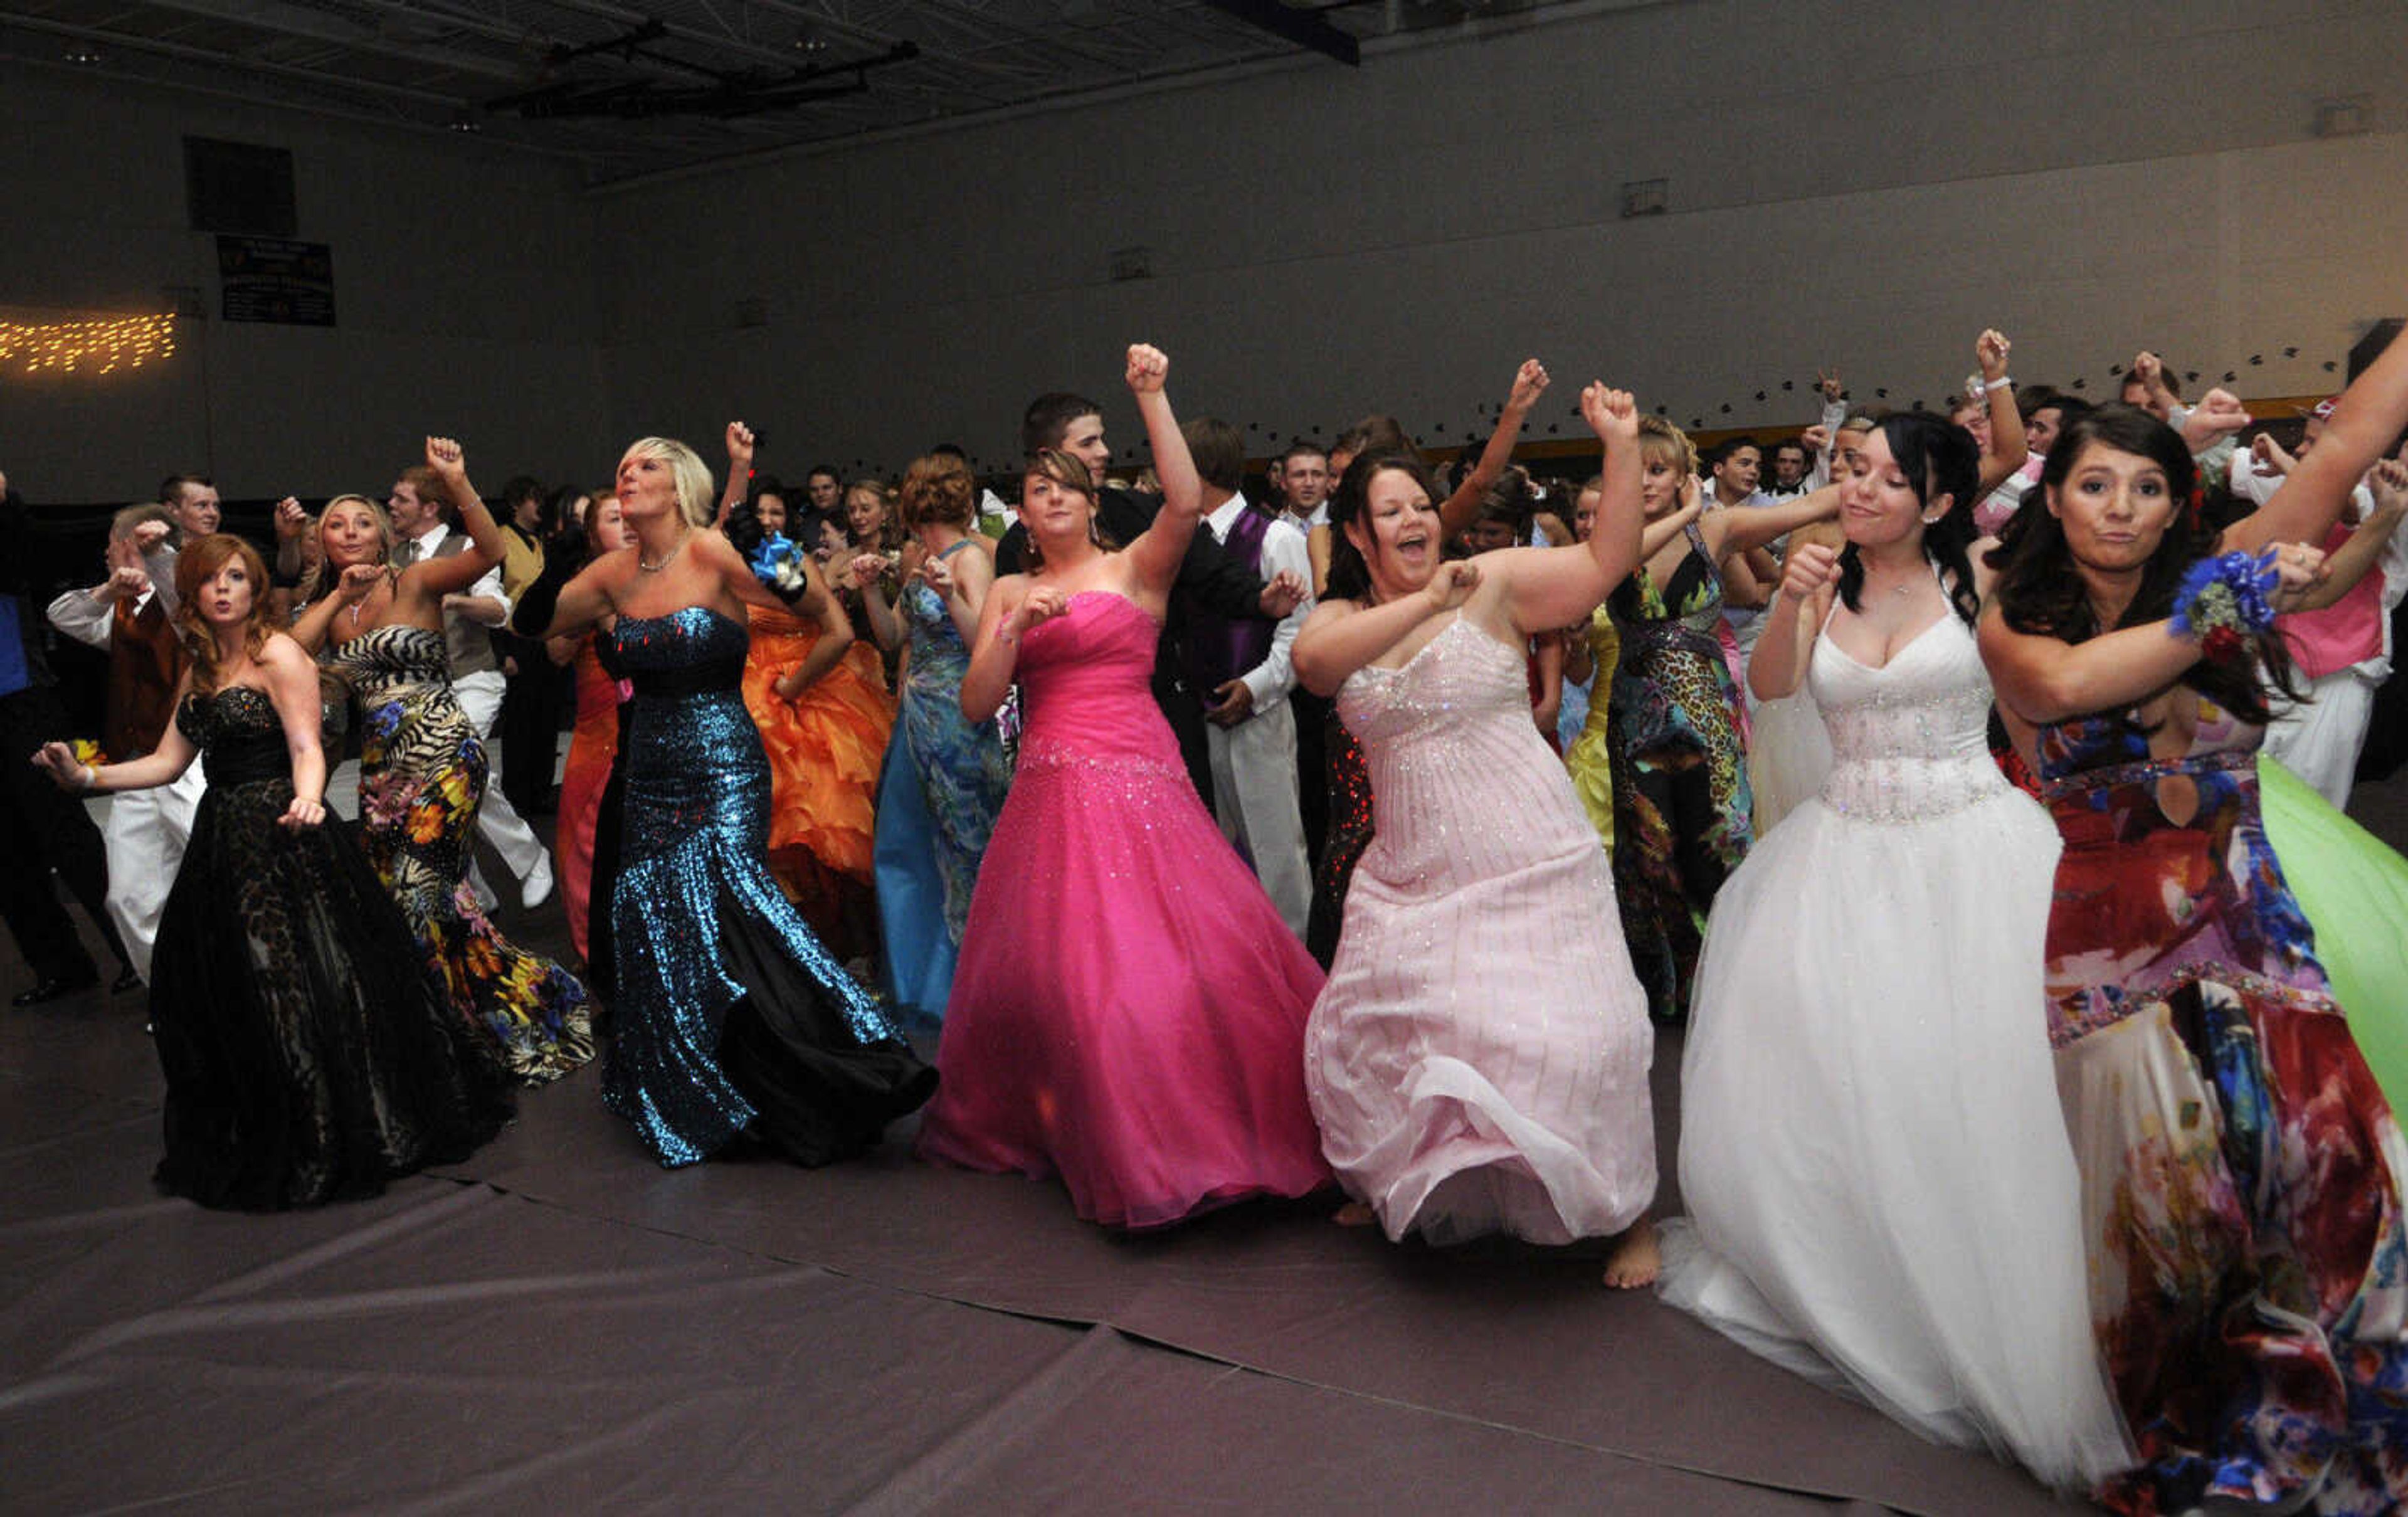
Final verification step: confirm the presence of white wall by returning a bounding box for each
[591,0,2408,478]
[0,70,609,505]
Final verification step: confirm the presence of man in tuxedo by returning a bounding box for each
[995,389,1291,810]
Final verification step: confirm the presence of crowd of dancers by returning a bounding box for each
[9,314,2408,1514]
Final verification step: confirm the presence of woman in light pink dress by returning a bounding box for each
[914,345,1329,1229]
[1292,374,1661,1282]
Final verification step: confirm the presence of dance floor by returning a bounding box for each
[23,761,2408,1513]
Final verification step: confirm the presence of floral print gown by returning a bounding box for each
[323,624,593,1084]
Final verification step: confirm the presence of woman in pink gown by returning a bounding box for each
[915,345,1329,1229]
[1292,375,1660,1281]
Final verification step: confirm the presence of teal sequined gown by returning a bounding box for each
[608,606,934,1167]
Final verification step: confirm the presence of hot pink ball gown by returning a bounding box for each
[916,591,1331,1228]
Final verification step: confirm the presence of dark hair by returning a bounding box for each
[158,473,213,505]
[1771,438,1810,463]
[1279,438,1329,467]
[1181,416,1245,494]
[1985,403,2295,724]
[1331,415,1417,464]
[1835,413,1983,626]
[1022,392,1103,459]
[1325,450,1437,601]
[1706,436,1762,469]
[806,463,842,486]
[900,453,976,532]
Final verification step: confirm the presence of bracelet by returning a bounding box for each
[82,763,100,791]
[995,626,1020,646]
[1982,375,2013,392]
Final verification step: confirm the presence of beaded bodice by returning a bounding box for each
[1015,593,1180,773]
[1808,609,2007,822]
[174,685,290,787]
[321,623,450,698]
[1340,615,1593,886]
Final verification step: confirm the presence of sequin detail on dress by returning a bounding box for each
[607,606,932,1169]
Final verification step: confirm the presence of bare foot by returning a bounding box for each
[1602,1216,1660,1289]
[1333,1200,1378,1227]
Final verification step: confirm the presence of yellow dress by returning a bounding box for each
[1560,606,1619,852]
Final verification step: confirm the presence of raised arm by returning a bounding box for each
[1973,330,2029,494]
[405,438,505,601]
[1121,345,1205,596]
[2223,322,2408,556]
[1439,359,1546,536]
[1494,384,1647,634]
[2292,458,2408,611]
[290,563,384,653]
[1805,368,1847,490]
[706,528,829,619]
[717,422,755,529]
[852,547,904,652]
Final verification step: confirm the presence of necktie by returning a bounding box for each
[393,538,421,568]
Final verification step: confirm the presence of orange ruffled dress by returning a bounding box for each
[741,602,895,961]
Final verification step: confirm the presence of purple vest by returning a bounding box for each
[1184,504,1277,693]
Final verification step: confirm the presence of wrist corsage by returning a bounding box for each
[2169,549,2279,664]
[748,532,811,603]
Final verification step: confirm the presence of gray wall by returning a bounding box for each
[0,70,608,505]
[4,0,2404,505]
[592,0,2408,478]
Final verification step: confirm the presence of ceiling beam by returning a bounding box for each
[1193,0,1359,66]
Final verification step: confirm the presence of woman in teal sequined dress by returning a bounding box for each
[518,425,933,1168]
[855,452,1013,1023]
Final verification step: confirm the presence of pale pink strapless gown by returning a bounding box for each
[917,592,1331,1227]
[1307,614,1657,1245]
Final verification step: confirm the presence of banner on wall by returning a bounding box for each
[217,236,336,326]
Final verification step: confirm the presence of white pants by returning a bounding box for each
[452,670,549,887]
[105,759,204,984]
[2264,668,2379,811]
[1207,697,1311,939]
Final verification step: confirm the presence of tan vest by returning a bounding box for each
[423,531,499,677]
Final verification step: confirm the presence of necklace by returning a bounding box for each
[638,532,689,574]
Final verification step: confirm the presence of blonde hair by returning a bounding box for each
[622,437,717,528]
[297,493,395,608]
[1637,416,1697,478]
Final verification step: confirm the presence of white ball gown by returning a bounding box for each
[1658,601,2132,1491]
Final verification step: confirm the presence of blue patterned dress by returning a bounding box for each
[874,542,1012,1022]
[608,607,934,1166]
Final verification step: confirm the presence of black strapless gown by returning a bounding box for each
[146,687,512,1210]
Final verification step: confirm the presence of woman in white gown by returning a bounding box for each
[1658,405,2133,1491]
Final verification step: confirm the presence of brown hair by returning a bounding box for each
[173,534,273,695]
[899,453,976,533]
[1637,416,1696,478]
[396,464,453,522]
[1020,448,1110,570]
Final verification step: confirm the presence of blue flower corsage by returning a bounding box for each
[2169,549,2279,663]
[747,532,811,601]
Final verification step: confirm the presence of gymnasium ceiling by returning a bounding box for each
[2,0,1613,182]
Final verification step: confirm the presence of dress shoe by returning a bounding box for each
[110,966,145,995]
[12,970,99,1007]
[520,855,556,911]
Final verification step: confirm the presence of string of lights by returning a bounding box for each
[0,313,179,376]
